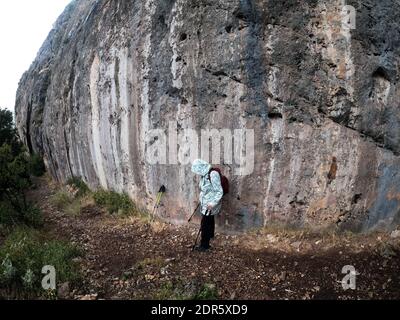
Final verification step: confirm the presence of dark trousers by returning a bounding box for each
[200,215,215,249]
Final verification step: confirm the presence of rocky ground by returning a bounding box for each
[29,176,400,300]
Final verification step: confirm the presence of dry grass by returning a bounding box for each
[50,190,74,210]
[136,257,165,270]
[239,221,395,254]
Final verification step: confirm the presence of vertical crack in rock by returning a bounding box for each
[237,0,268,120]
[90,54,108,189]
[25,102,34,155]
[63,128,73,178]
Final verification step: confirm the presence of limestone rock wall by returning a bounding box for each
[15,0,400,231]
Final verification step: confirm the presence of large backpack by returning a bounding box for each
[208,167,229,195]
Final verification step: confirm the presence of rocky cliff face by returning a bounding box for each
[15,0,400,232]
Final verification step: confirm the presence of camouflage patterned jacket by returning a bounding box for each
[191,159,223,216]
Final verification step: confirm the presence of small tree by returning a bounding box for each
[0,108,43,226]
[0,144,31,217]
[0,108,22,155]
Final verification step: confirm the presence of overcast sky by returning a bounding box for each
[0,0,71,112]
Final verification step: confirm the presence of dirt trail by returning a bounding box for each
[29,177,400,300]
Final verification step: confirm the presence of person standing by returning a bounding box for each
[191,159,224,251]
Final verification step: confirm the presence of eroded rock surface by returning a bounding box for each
[15,0,400,231]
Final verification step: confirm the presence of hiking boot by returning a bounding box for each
[194,245,210,252]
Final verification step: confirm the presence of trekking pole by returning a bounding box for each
[192,226,202,251]
[191,210,209,251]
[188,202,200,223]
[151,185,166,221]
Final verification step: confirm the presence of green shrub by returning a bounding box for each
[0,108,45,228]
[50,188,95,217]
[0,108,23,155]
[50,190,82,216]
[93,190,135,215]
[0,201,18,226]
[0,144,34,226]
[193,283,218,300]
[67,177,89,197]
[154,281,177,300]
[153,282,218,300]
[50,191,73,210]
[64,199,83,217]
[40,241,81,282]
[0,227,81,298]
[29,154,46,177]
[21,205,43,228]
[0,254,16,286]
[0,144,32,201]
[0,201,42,228]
